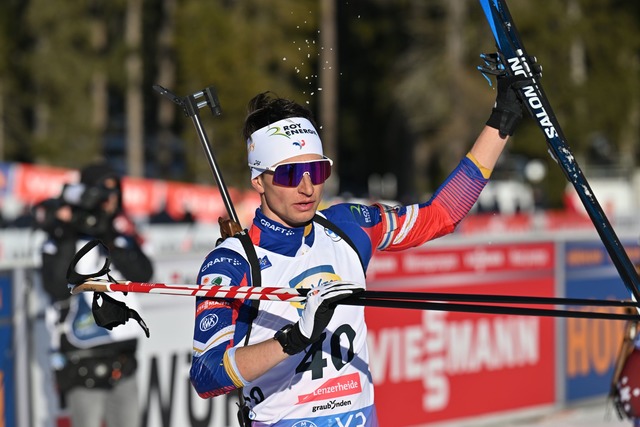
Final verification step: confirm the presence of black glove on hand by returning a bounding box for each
[486,74,527,137]
[274,281,364,355]
[479,52,541,137]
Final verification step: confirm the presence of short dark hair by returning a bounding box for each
[242,91,317,141]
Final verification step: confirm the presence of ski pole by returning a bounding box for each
[70,279,640,321]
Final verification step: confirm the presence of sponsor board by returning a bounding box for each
[0,162,12,196]
[0,273,15,427]
[367,241,554,281]
[5,162,259,224]
[8,223,640,426]
[564,241,640,402]
[366,243,556,425]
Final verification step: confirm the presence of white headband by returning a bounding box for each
[247,117,323,179]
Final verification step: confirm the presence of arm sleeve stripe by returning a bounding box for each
[436,174,486,224]
[223,347,248,388]
[377,206,399,250]
[466,152,492,179]
[193,327,235,354]
[392,204,419,245]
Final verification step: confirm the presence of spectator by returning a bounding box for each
[34,161,153,427]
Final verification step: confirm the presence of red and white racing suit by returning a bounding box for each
[190,155,490,426]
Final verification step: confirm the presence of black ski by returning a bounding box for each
[478,0,640,301]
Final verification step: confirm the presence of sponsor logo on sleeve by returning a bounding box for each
[195,299,231,316]
[349,205,372,223]
[199,313,219,331]
[200,274,232,287]
[201,257,242,272]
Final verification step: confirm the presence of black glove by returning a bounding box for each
[274,281,364,355]
[478,52,541,137]
[92,292,150,338]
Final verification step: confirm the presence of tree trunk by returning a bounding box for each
[125,0,144,177]
[0,81,4,161]
[155,0,177,179]
[319,0,339,196]
[90,17,108,132]
[443,0,467,168]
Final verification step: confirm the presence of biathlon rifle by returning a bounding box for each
[152,84,244,238]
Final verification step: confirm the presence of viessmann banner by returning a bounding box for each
[365,242,556,426]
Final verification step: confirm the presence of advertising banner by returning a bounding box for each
[366,242,557,426]
[120,176,167,218]
[12,163,76,204]
[6,162,259,225]
[0,163,11,196]
[0,273,15,427]
[564,241,640,402]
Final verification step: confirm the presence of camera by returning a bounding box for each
[61,183,115,212]
[34,183,118,238]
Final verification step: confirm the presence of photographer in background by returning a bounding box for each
[34,161,153,427]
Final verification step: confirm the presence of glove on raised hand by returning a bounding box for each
[479,52,541,137]
[274,281,364,355]
[486,73,528,137]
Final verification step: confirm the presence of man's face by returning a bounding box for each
[251,154,326,228]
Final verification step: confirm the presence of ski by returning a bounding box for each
[478,0,640,301]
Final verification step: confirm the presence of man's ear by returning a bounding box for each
[251,175,265,194]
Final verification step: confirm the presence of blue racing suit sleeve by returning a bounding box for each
[189,246,255,398]
[321,204,380,271]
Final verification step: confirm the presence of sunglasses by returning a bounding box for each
[259,159,333,187]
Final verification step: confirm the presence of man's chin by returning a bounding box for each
[285,211,316,228]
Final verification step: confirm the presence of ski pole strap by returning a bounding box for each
[66,239,111,285]
[67,239,150,338]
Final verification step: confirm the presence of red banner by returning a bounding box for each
[13,164,77,204]
[366,243,556,425]
[165,181,227,222]
[7,162,259,223]
[121,177,166,217]
[367,242,554,281]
